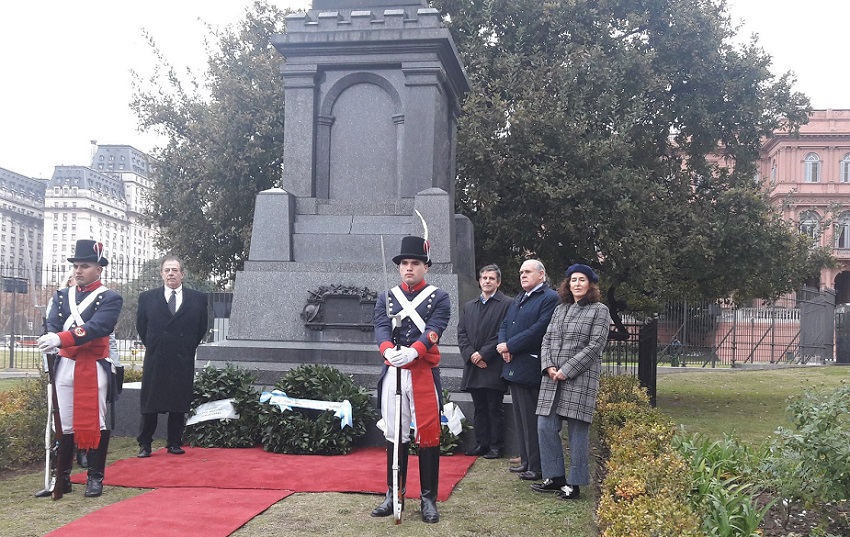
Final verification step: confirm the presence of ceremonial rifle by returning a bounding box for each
[46,351,64,500]
[380,235,404,524]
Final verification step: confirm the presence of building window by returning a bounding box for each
[771,161,777,185]
[800,211,821,243]
[842,153,850,183]
[836,212,850,249]
[804,153,821,183]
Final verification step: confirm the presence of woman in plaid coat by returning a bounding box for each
[530,264,609,500]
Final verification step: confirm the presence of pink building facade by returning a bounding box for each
[760,109,850,304]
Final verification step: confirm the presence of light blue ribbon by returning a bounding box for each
[259,390,353,429]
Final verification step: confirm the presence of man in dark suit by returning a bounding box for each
[136,255,208,457]
[497,259,559,482]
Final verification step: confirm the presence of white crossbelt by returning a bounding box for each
[390,285,437,333]
[63,285,107,331]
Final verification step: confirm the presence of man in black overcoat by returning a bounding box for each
[136,255,208,457]
[458,264,511,459]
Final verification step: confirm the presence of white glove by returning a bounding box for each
[37,332,61,353]
[388,346,418,368]
[383,347,403,362]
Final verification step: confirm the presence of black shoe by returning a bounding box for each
[519,470,542,481]
[84,476,103,498]
[483,449,502,459]
[531,477,567,493]
[137,444,151,458]
[509,464,527,473]
[556,484,581,500]
[420,498,439,523]
[166,445,185,455]
[464,445,489,457]
[371,490,404,517]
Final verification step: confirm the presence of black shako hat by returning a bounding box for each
[392,236,432,266]
[67,239,109,266]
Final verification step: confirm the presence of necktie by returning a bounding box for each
[168,290,177,314]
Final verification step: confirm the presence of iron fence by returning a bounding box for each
[657,288,835,367]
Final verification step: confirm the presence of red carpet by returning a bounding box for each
[44,488,291,537]
[58,446,475,536]
[71,445,476,501]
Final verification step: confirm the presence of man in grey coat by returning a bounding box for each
[458,264,511,459]
[136,255,208,457]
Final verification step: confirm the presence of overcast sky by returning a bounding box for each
[1,0,847,179]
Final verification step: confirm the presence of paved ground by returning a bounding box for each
[0,369,40,379]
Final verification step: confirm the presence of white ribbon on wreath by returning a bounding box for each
[259,389,354,429]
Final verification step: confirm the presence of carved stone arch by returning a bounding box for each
[315,72,404,200]
[320,72,402,116]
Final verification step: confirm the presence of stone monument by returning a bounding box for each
[198,0,478,401]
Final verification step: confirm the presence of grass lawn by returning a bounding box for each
[3,365,848,536]
[656,365,850,447]
[0,437,596,537]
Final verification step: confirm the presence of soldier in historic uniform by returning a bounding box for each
[37,239,123,498]
[371,235,451,524]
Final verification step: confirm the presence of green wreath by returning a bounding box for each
[258,364,376,455]
[184,364,262,448]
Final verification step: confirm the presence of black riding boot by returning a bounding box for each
[370,441,409,517]
[84,430,110,498]
[418,446,440,523]
[76,448,88,468]
[51,434,75,500]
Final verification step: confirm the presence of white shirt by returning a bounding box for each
[164,285,183,312]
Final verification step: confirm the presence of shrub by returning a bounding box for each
[0,376,48,469]
[596,377,701,537]
[759,384,850,530]
[259,364,375,455]
[674,433,772,537]
[184,364,262,448]
[122,366,143,383]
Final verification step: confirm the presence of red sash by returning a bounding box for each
[59,336,108,449]
[408,347,441,447]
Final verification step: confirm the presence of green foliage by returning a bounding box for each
[596,375,773,537]
[0,376,47,469]
[184,364,262,448]
[258,364,375,455]
[759,384,850,530]
[132,1,289,286]
[674,433,772,537]
[594,374,656,453]
[597,417,702,537]
[434,0,819,305]
[409,389,472,456]
[122,366,143,384]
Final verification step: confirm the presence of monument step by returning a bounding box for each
[294,214,413,235]
[297,197,415,216]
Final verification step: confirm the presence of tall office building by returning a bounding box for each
[0,167,46,283]
[42,144,158,283]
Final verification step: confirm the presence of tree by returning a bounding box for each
[132,1,288,287]
[433,0,825,315]
[134,0,828,316]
